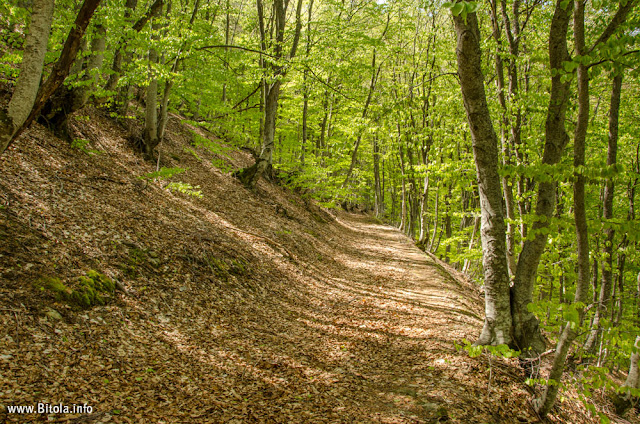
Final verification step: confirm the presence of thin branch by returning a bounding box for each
[588,49,640,69]
[196,44,278,58]
[209,104,260,120]
[232,84,261,109]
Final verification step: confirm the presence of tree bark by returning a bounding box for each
[584,73,623,355]
[1,0,103,155]
[373,135,383,217]
[509,0,573,355]
[143,7,161,160]
[0,0,55,153]
[39,22,107,139]
[534,0,635,415]
[453,11,512,346]
[300,0,314,168]
[399,139,408,233]
[612,336,640,415]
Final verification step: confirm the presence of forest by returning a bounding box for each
[1,0,640,421]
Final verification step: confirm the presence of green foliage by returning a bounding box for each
[443,1,480,22]
[165,182,203,198]
[139,167,186,181]
[71,139,102,155]
[454,339,520,359]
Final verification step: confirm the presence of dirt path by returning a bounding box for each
[263,212,515,423]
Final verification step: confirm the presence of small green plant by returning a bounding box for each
[71,138,102,155]
[183,147,201,162]
[166,182,203,198]
[139,166,186,181]
[212,157,232,173]
[454,339,520,359]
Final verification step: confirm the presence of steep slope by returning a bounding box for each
[0,108,600,423]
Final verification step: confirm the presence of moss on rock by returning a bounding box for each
[39,271,116,308]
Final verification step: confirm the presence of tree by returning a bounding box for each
[452,8,512,346]
[0,0,103,156]
[0,0,55,153]
[233,0,303,188]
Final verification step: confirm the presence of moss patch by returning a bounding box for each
[202,256,249,281]
[38,270,116,308]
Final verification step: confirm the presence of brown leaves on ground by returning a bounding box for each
[0,107,612,423]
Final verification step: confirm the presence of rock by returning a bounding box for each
[45,308,63,321]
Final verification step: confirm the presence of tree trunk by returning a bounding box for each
[584,73,623,355]
[39,22,107,139]
[103,0,138,95]
[235,0,302,188]
[0,0,55,152]
[418,161,430,246]
[534,0,634,414]
[612,336,640,415]
[143,12,160,160]
[343,48,380,188]
[429,181,439,252]
[509,0,573,355]
[1,0,102,155]
[399,141,408,233]
[373,135,383,217]
[453,11,512,346]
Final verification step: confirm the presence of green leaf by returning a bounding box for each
[465,1,480,13]
[452,2,464,16]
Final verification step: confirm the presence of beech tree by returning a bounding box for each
[233,0,304,188]
[0,0,55,153]
[0,0,102,155]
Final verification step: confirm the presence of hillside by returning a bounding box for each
[0,109,614,423]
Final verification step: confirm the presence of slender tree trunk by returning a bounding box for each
[489,0,517,277]
[300,0,314,168]
[399,141,408,233]
[429,181,439,252]
[104,0,138,95]
[373,135,383,217]
[453,11,512,346]
[343,47,381,188]
[157,78,174,141]
[584,73,623,355]
[463,216,481,273]
[418,157,430,246]
[143,10,161,160]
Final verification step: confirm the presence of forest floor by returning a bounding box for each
[0,106,634,423]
